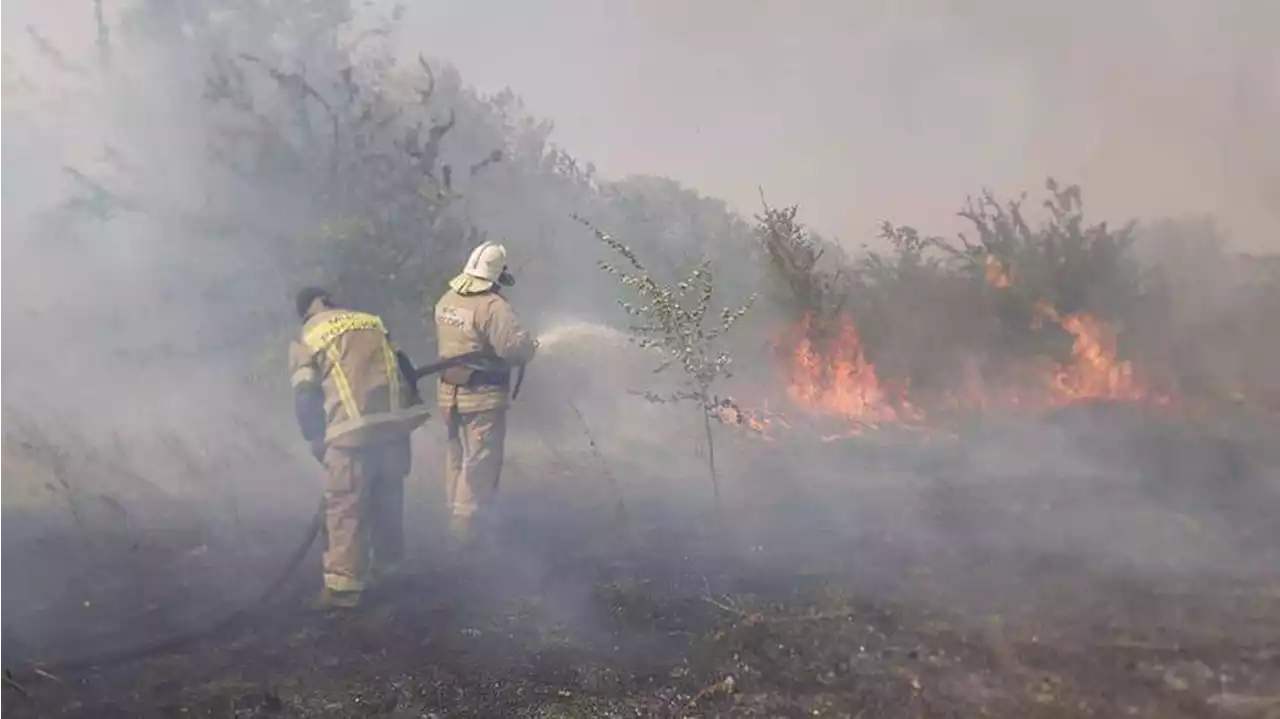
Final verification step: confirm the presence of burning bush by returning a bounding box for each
[760,180,1274,432]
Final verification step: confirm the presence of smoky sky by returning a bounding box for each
[396,0,1280,249]
[6,0,1279,248]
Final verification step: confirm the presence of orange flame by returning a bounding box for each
[1031,298,1163,406]
[773,260,1169,432]
[985,256,1013,289]
[711,398,784,439]
[1052,312,1141,402]
[777,314,919,433]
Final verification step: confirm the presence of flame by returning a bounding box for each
[1030,297,1164,405]
[780,314,906,426]
[1051,311,1141,401]
[985,256,1013,289]
[711,397,787,440]
[774,314,927,440]
[772,259,1170,433]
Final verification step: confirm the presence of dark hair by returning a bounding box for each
[295,287,333,319]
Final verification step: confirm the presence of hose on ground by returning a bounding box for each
[6,500,325,680]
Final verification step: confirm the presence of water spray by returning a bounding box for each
[534,319,634,354]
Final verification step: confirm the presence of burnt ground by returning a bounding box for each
[4,408,1280,718]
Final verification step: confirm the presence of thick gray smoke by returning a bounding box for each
[2,0,1277,687]
[396,0,1280,250]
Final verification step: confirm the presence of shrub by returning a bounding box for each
[577,215,755,512]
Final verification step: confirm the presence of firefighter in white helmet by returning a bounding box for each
[433,241,538,547]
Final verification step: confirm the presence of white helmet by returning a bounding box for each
[462,241,514,286]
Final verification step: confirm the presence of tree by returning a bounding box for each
[576,216,755,514]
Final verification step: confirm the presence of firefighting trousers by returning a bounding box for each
[444,407,507,521]
[321,436,411,593]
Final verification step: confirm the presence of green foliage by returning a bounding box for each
[755,197,847,323]
[21,0,623,394]
[936,178,1142,320]
[845,222,981,392]
[577,215,755,402]
[200,44,497,336]
[578,214,756,512]
[756,180,1131,396]
[757,178,1280,406]
[858,223,947,283]
[13,0,1277,421]
[18,0,769,403]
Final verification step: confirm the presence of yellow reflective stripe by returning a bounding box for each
[324,572,367,592]
[381,340,400,411]
[325,346,361,421]
[304,312,387,352]
[323,405,431,443]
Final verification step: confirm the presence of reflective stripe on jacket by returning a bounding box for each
[433,289,537,413]
[289,309,431,447]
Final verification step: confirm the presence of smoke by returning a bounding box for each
[397,0,1280,250]
[2,0,1277,682]
[2,2,357,662]
[4,14,310,497]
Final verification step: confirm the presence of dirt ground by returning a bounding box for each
[4,408,1280,718]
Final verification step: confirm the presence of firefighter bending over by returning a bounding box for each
[290,287,431,609]
[434,242,538,547]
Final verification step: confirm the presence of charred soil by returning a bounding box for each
[4,411,1280,718]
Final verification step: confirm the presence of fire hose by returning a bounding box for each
[6,351,521,682]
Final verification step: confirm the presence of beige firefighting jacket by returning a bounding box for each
[289,309,431,447]
[434,287,537,413]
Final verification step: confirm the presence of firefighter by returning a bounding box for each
[433,241,538,548]
[289,287,431,608]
